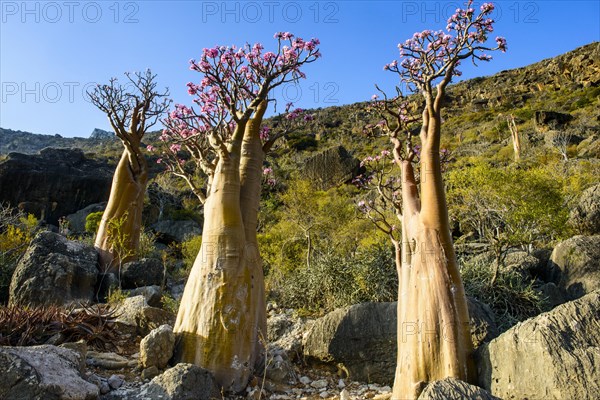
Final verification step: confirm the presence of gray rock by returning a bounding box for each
[467,297,499,349]
[548,235,600,299]
[116,295,175,336]
[539,282,566,308]
[107,374,125,390]
[303,302,396,384]
[151,220,201,243]
[569,184,600,235]
[0,147,112,225]
[127,285,163,307]
[140,324,176,369]
[267,310,313,361]
[141,365,160,380]
[65,202,106,233]
[303,300,496,384]
[86,351,135,369]
[136,363,221,400]
[9,231,98,307]
[418,378,500,400]
[477,290,600,399]
[121,258,164,289]
[302,145,361,190]
[501,251,540,277]
[0,345,99,400]
[534,110,573,130]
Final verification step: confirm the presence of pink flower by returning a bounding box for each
[263,167,273,175]
[170,144,181,153]
[146,145,155,152]
[156,158,162,164]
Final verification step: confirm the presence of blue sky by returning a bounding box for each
[1,0,599,138]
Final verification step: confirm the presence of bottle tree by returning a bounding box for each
[159,33,320,392]
[88,71,170,272]
[357,2,506,398]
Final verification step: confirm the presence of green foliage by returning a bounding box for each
[447,162,568,253]
[270,244,396,314]
[160,293,180,314]
[460,255,548,331]
[85,211,104,234]
[0,208,38,303]
[106,287,127,306]
[138,228,158,259]
[181,235,202,273]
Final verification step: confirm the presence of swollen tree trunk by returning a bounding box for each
[173,106,268,392]
[96,147,148,272]
[392,115,474,399]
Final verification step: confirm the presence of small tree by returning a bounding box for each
[159,33,320,392]
[507,114,521,162]
[358,2,506,398]
[88,70,170,272]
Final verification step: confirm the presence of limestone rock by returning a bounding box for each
[303,302,396,384]
[151,220,201,243]
[477,290,600,399]
[302,145,361,190]
[140,324,175,369]
[115,295,175,336]
[569,184,600,235]
[548,235,600,299]
[121,258,164,289]
[136,363,220,400]
[0,147,112,225]
[418,378,500,400]
[0,344,99,400]
[303,299,496,384]
[9,231,98,307]
[467,297,499,349]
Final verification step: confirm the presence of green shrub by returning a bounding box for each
[460,255,548,331]
[85,211,104,234]
[269,244,396,314]
[0,209,38,303]
[181,235,202,273]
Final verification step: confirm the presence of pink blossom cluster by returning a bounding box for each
[384,0,506,88]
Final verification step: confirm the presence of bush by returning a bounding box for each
[0,207,38,303]
[85,211,104,234]
[460,255,548,331]
[181,235,202,273]
[269,244,396,314]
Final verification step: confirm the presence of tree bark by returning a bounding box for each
[95,147,148,273]
[392,116,474,400]
[173,106,269,392]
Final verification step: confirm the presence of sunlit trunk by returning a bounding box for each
[95,148,148,273]
[174,107,268,392]
[392,120,474,400]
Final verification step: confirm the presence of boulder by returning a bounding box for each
[0,147,112,225]
[267,308,313,361]
[466,297,499,349]
[0,344,99,400]
[418,378,500,400]
[151,220,201,243]
[115,295,175,336]
[120,258,164,289]
[105,363,220,400]
[303,302,396,384]
[302,298,499,384]
[9,231,98,307]
[303,299,498,385]
[501,251,540,278]
[302,145,361,190]
[548,235,600,299]
[477,290,600,399]
[569,184,600,235]
[533,110,573,131]
[140,324,176,370]
[65,202,106,234]
[127,285,163,307]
